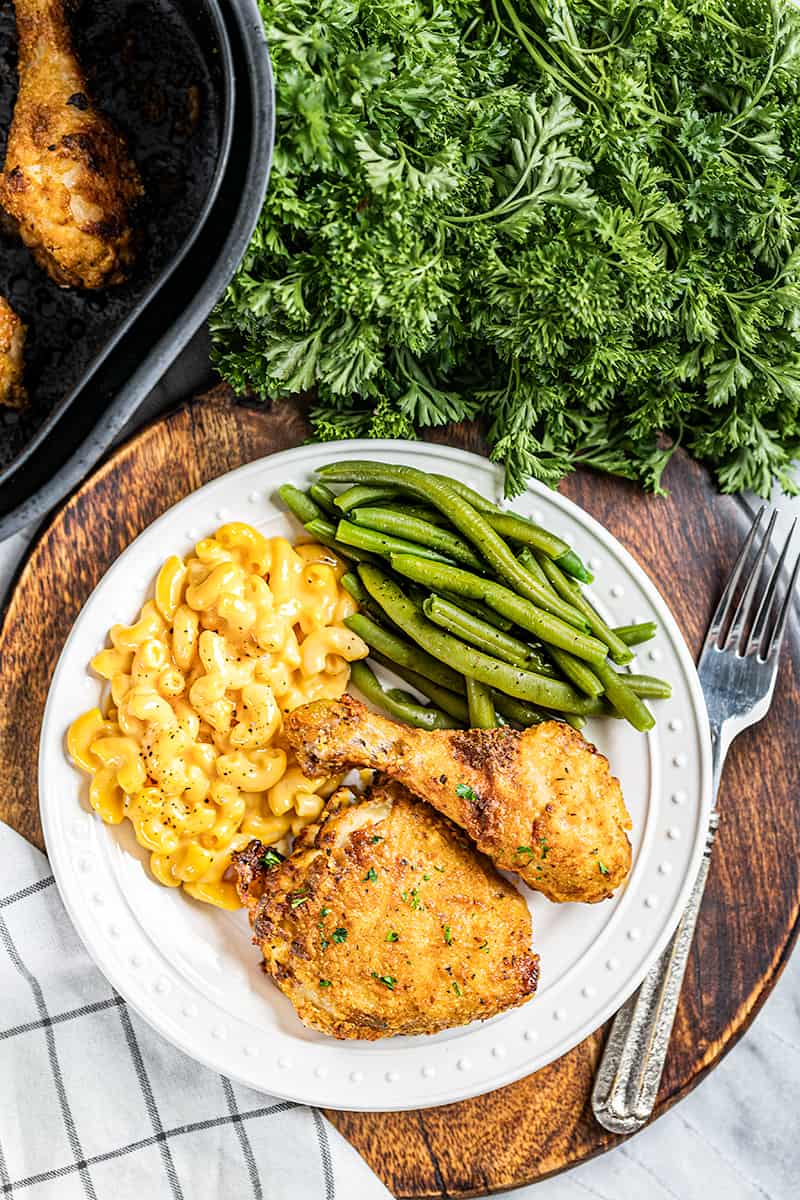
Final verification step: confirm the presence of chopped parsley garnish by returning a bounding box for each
[409,888,422,911]
[479,941,489,954]
[443,925,453,945]
[598,861,610,876]
[423,873,431,881]
[434,865,445,873]
[289,889,309,909]
[539,838,550,860]
[455,783,477,802]
[370,835,383,844]
[364,867,378,883]
[516,845,533,857]
[332,927,347,943]
[320,907,331,917]
[371,972,396,991]
[260,847,284,870]
[385,931,399,942]
[452,982,461,997]
[319,979,332,988]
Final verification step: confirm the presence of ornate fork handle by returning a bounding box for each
[591,808,720,1134]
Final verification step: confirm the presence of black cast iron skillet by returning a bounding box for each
[0,0,273,539]
[0,0,235,486]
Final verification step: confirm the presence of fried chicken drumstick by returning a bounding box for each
[233,780,538,1039]
[0,0,144,288]
[0,296,26,407]
[285,696,632,904]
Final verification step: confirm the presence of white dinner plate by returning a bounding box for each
[39,441,712,1111]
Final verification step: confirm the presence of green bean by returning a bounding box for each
[278,484,322,525]
[518,545,555,589]
[334,484,404,512]
[335,518,454,564]
[623,673,672,700]
[350,507,485,571]
[359,565,594,713]
[349,661,459,729]
[341,571,370,605]
[398,505,450,526]
[592,659,655,731]
[535,552,634,666]
[439,592,514,631]
[303,519,378,564]
[423,595,558,675]
[485,513,591,582]
[574,672,671,714]
[548,647,604,697]
[613,622,657,647]
[390,555,607,666]
[340,571,395,627]
[344,612,464,691]
[518,554,606,701]
[367,651,470,722]
[425,475,592,580]
[392,547,586,630]
[466,677,498,728]
[428,475,503,514]
[369,650,565,730]
[308,483,341,519]
[319,462,592,615]
[563,713,587,730]
[490,692,548,726]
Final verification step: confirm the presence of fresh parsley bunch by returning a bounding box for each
[211,0,800,496]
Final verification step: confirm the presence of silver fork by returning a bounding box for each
[592,507,800,1135]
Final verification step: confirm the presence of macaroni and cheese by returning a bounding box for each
[68,523,368,909]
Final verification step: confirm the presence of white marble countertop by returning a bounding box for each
[1,450,797,1200]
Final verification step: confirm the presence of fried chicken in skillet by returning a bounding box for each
[233,780,538,1039]
[284,696,632,904]
[0,0,144,288]
[0,296,26,408]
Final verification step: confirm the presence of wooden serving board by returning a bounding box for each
[1,388,798,1198]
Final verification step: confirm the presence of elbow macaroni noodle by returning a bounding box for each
[68,524,368,909]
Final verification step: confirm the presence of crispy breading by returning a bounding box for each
[0,0,143,288]
[284,695,632,903]
[233,780,538,1039]
[0,297,26,407]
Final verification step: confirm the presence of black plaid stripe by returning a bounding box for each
[221,1076,262,1199]
[116,1003,183,1199]
[312,1108,336,1200]
[0,910,97,1200]
[0,1101,298,1194]
[0,996,123,1042]
[0,878,55,910]
[0,1135,12,1199]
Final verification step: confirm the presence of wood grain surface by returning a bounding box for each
[1,388,798,1199]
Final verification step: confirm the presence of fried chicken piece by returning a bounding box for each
[284,696,632,904]
[0,297,26,407]
[233,780,538,1039]
[0,0,144,288]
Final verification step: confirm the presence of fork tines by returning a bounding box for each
[707,507,800,661]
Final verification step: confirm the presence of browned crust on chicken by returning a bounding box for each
[233,781,538,1039]
[0,297,27,407]
[284,695,632,904]
[0,0,144,288]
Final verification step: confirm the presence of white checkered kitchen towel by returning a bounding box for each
[0,823,392,1200]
